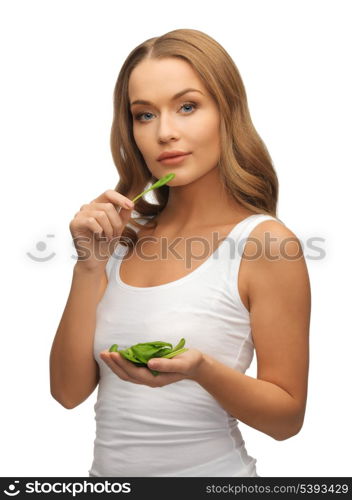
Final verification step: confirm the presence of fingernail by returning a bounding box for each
[125,200,134,209]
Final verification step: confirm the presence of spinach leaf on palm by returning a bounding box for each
[108,338,188,376]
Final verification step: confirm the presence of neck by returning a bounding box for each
[154,167,251,231]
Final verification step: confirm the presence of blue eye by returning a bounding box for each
[181,103,196,113]
[135,112,153,122]
[134,102,198,122]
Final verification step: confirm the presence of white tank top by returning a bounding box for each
[89,213,281,477]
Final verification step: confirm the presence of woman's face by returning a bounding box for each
[128,57,221,185]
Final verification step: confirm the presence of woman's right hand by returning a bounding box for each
[69,190,135,272]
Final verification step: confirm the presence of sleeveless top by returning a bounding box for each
[89,213,281,477]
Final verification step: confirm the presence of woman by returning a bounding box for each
[50,29,311,477]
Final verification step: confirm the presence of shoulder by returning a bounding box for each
[243,217,311,328]
[243,218,304,265]
[241,217,311,313]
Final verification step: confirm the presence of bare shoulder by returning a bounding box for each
[243,218,311,310]
[243,218,311,426]
[244,218,304,262]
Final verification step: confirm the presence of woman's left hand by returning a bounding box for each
[99,348,205,387]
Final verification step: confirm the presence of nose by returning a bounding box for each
[157,113,179,143]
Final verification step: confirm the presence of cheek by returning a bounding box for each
[196,121,221,160]
[192,112,220,146]
[132,125,143,144]
[194,117,221,168]
[133,127,151,154]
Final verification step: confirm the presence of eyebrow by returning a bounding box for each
[130,88,204,107]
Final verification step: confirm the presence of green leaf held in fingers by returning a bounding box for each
[131,173,176,203]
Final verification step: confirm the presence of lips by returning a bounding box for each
[157,151,191,161]
[158,154,191,166]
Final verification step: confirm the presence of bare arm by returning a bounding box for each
[49,265,108,409]
[192,221,311,440]
[51,188,135,408]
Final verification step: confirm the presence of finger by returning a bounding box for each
[100,354,129,380]
[147,357,184,374]
[72,215,103,239]
[88,210,114,240]
[111,354,184,387]
[95,203,125,238]
[94,190,135,210]
[100,353,142,384]
[110,352,156,383]
[73,215,111,244]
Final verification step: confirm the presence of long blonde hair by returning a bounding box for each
[110,28,279,250]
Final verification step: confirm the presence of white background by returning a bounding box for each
[1,0,351,478]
